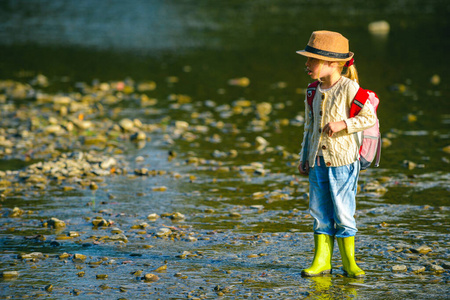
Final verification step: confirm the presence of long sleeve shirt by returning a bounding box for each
[299,76,377,168]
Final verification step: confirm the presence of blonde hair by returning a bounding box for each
[338,61,359,83]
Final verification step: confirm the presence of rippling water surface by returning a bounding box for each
[0,0,449,299]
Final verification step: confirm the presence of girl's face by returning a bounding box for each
[305,58,336,80]
[305,58,323,79]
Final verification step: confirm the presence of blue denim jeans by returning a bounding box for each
[308,156,359,238]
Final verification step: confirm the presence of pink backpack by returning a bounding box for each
[306,81,381,170]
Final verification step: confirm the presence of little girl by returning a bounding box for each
[296,30,376,277]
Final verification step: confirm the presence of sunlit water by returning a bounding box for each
[0,1,449,299]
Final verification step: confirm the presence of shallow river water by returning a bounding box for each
[0,1,449,299]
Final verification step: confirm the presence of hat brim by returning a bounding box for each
[296,50,354,62]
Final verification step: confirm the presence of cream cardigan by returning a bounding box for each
[299,76,377,168]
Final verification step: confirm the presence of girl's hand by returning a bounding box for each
[298,161,310,175]
[323,121,347,137]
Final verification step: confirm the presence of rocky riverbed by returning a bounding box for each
[0,74,449,299]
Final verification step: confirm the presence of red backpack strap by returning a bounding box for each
[306,81,320,111]
[349,87,369,117]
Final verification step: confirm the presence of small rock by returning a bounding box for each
[47,217,66,229]
[73,254,87,261]
[111,227,123,234]
[135,168,149,176]
[130,131,146,141]
[402,160,417,170]
[89,182,98,190]
[92,217,111,227]
[170,212,185,220]
[18,252,43,260]
[156,228,172,237]
[250,205,264,210]
[107,233,128,243]
[152,186,167,192]
[178,251,193,259]
[2,271,19,278]
[69,231,80,237]
[10,207,25,217]
[144,273,159,282]
[45,284,53,292]
[229,212,242,218]
[411,245,432,254]
[59,253,70,259]
[119,119,134,131]
[72,289,81,296]
[392,265,407,272]
[154,265,167,272]
[429,264,445,273]
[411,266,426,273]
[147,213,160,221]
[100,157,116,169]
[96,274,108,279]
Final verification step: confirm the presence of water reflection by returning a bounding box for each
[306,276,334,299]
[305,276,363,299]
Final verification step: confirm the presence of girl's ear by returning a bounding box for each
[330,61,339,67]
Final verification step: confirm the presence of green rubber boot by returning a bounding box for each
[337,236,365,278]
[301,234,334,277]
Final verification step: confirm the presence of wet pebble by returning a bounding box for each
[18,252,43,260]
[411,266,426,273]
[119,119,134,131]
[411,245,432,254]
[154,265,167,272]
[9,207,25,217]
[2,271,19,279]
[392,265,407,272]
[152,186,167,192]
[73,254,87,261]
[92,217,112,227]
[147,213,160,221]
[44,284,53,292]
[156,228,172,237]
[429,265,445,273]
[229,212,242,218]
[165,212,185,220]
[130,131,146,141]
[144,273,159,282]
[45,217,66,229]
[107,233,128,243]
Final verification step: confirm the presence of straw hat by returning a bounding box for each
[296,30,353,61]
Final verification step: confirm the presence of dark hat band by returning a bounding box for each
[304,45,350,59]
